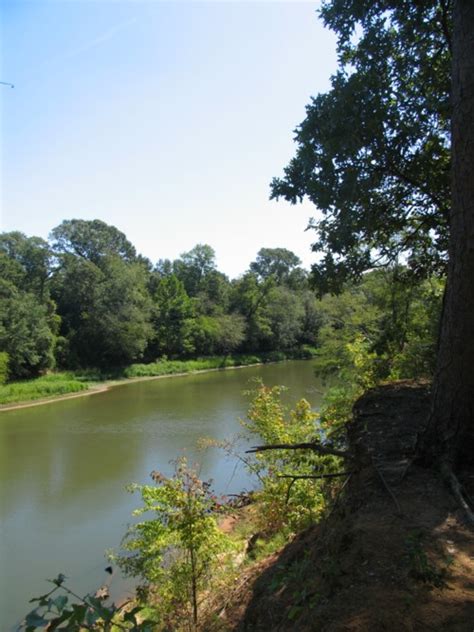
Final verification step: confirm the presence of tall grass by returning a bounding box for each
[123,355,262,378]
[0,347,319,407]
[0,373,88,406]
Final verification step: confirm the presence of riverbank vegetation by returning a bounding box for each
[0,227,322,383]
[1,218,441,408]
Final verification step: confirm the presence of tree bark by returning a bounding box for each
[428,0,474,467]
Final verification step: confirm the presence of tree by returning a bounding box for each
[0,233,59,378]
[0,283,57,378]
[230,273,274,351]
[271,1,451,294]
[114,459,233,628]
[250,247,302,285]
[148,274,195,358]
[273,1,474,468]
[173,244,217,297]
[428,0,474,467]
[52,256,152,368]
[0,232,52,299]
[51,219,136,265]
[262,286,305,350]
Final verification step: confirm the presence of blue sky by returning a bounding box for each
[1,1,336,278]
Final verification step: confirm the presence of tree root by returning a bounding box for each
[441,462,474,525]
[372,462,402,516]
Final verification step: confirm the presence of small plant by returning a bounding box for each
[21,573,157,631]
[112,458,235,629]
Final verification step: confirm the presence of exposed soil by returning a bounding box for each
[210,382,474,631]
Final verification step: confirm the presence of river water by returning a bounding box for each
[0,360,324,629]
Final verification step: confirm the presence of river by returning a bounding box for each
[0,360,324,629]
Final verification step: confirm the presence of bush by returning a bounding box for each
[0,372,88,405]
[112,459,235,628]
[241,383,342,533]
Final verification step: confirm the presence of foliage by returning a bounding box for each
[314,269,442,445]
[271,0,451,293]
[147,275,195,359]
[0,351,9,385]
[250,247,303,286]
[313,268,442,385]
[52,255,152,368]
[190,313,246,356]
[112,459,235,628]
[0,373,88,405]
[123,354,261,379]
[21,573,157,631]
[0,218,321,375]
[51,218,137,265]
[241,383,342,533]
[0,284,57,379]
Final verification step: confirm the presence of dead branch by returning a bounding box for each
[246,442,349,459]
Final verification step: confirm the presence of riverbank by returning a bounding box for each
[0,349,317,411]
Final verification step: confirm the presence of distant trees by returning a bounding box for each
[51,221,152,368]
[0,232,58,378]
[0,221,325,377]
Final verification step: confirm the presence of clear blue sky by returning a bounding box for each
[1,1,336,278]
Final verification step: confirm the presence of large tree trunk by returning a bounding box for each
[428,0,474,467]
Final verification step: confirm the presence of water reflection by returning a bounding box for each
[0,361,322,629]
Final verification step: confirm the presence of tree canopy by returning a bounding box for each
[271,0,452,294]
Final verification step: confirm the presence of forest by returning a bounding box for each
[0,222,322,380]
[0,220,441,389]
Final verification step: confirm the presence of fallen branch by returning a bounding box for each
[246,442,349,459]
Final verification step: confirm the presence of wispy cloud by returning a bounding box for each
[62,17,138,60]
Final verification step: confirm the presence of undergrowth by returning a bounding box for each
[0,372,88,405]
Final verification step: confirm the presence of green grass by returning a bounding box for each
[0,347,318,407]
[0,372,89,406]
[123,354,262,378]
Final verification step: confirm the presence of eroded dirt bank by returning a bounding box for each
[215,383,474,631]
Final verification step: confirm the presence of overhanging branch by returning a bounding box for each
[246,442,349,459]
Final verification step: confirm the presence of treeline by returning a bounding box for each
[0,219,321,381]
[0,218,444,386]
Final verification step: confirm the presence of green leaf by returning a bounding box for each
[24,610,49,627]
[52,594,68,612]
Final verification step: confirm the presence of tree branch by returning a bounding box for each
[246,442,349,459]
